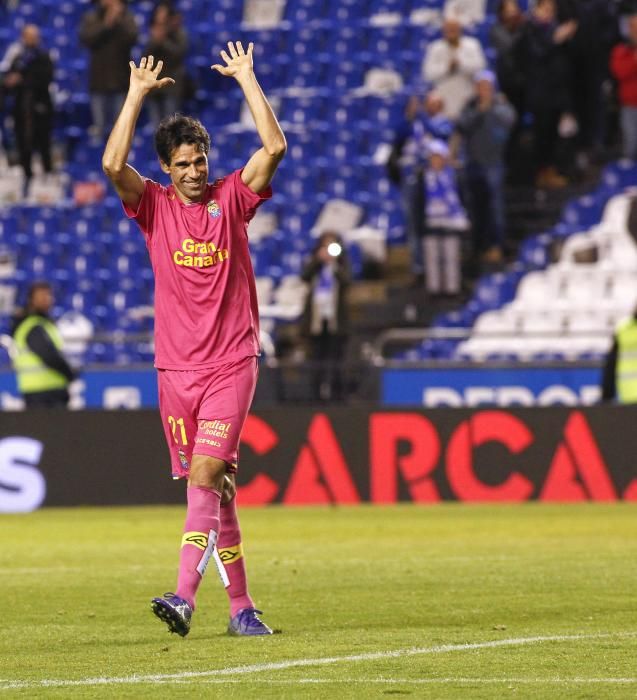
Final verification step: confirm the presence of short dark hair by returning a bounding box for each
[154,114,211,165]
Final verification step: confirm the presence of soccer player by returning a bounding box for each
[102,41,286,636]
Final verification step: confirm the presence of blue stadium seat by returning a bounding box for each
[471,272,519,312]
[85,343,116,365]
[601,161,637,191]
[285,0,329,23]
[369,0,412,14]
[517,234,552,269]
[22,253,55,278]
[362,96,405,130]
[288,58,330,89]
[327,61,365,91]
[287,25,327,58]
[328,25,359,59]
[328,0,371,22]
[325,131,364,164]
[70,289,97,313]
[561,192,608,228]
[91,304,119,331]
[280,95,328,126]
[365,25,405,58]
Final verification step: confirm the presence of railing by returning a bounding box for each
[371,327,470,366]
[370,326,612,368]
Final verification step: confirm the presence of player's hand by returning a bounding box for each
[128,55,175,95]
[211,41,254,82]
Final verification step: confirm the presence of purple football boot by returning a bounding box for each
[227,608,273,636]
[151,592,192,637]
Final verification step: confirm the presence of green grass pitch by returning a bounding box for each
[1,503,636,699]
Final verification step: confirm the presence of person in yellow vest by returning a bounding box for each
[601,313,637,403]
[10,281,76,408]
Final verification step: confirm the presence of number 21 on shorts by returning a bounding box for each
[167,415,188,445]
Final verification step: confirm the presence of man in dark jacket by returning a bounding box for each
[301,231,351,401]
[79,0,137,140]
[11,282,76,408]
[515,0,577,188]
[567,0,618,161]
[2,24,54,184]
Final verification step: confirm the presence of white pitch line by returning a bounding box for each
[0,632,635,691]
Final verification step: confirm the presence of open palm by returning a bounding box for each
[129,56,175,93]
[211,41,254,80]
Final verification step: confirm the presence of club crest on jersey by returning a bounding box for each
[207,199,222,218]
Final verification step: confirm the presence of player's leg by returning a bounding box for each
[151,454,226,636]
[151,369,215,637]
[219,474,254,615]
[197,356,273,635]
[220,473,273,636]
[173,454,226,608]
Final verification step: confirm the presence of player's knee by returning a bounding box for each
[189,454,227,491]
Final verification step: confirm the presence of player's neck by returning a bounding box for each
[173,188,205,206]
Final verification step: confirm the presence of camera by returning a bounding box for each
[327,242,342,257]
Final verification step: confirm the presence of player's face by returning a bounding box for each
[161,143,209,204]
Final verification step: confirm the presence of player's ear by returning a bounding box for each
[159,159,171,174]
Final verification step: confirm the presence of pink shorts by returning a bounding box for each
[157,355,258,479]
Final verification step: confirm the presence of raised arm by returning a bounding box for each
[212,41,286,193]
[102,56,175,208]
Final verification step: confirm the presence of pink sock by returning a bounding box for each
[219,496,254,617]
[175,486,221,609]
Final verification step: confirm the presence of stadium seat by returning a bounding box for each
[285,0,329,23]
[328,0,371,22]
[327,61,365,91]
[369,0,412,15]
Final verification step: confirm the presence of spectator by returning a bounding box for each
[490,0,526,117]
[611,13,637,160]
[515,0,577,188]
[601,310,637,402]
[567,0,618,165]
[79,0,138,141]
[422,140,468,297]
[1,24,54,186]
[456,70,516,264]
[422,16,486,120]
[143,1,188,127]
[300,231,351,401]
[10,282,77,408]
[387,91,453,284]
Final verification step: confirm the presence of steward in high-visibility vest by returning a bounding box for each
[602,316,637,403]
[10,282,76,408]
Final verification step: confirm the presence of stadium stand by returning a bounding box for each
[0,0,633,373]
[414,161,637,362]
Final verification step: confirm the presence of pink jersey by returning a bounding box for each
[123,170,271,369]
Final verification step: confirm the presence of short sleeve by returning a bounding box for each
[224,169,272,224]
[122,179,160,239]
